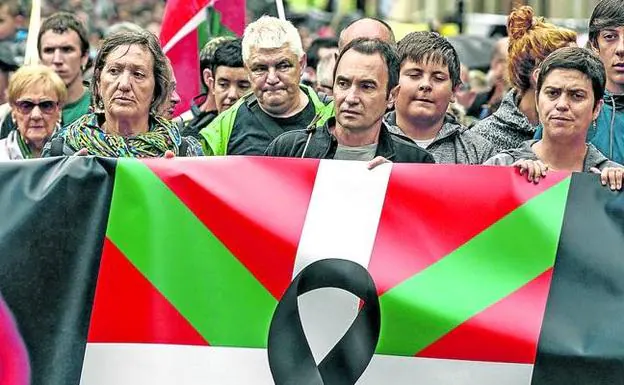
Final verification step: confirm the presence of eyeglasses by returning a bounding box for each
[14,100,58,114]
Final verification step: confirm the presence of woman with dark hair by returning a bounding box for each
[485,47,624,190]
[43,30,202,157]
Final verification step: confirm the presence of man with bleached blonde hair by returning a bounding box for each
[199,15,333,156]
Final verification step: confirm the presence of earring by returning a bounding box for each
[593,120,597,129]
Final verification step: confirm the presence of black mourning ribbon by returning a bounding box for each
[268,258,381,385]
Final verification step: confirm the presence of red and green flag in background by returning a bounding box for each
[160,0,246,115]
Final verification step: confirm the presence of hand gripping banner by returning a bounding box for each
[0,157,623,385]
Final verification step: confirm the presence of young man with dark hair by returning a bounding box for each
[180,36,236,138]
[533,0,624,164]
[181,36,236,122]
[38,12,90,127]
[302,37,339,87]
[587,0,624,164]
[210,39,251,114]
[266,38,434,165]
[386,31,494,164]
[0,0,24,65]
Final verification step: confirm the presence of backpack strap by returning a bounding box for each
[179,138,189,157]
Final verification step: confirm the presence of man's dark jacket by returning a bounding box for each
[265,117,435,164]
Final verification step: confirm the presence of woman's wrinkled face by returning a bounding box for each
[98,44,155,121]
[11,83,60,150]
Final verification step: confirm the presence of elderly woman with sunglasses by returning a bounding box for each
[0,65,66,160]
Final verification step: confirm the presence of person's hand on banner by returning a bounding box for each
[75,148,89,156]
[590,167,624,191]
[164,150,175,159]
[513,159,548,183]
[367,156,391,170]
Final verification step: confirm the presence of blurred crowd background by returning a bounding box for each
[0,0,605,108]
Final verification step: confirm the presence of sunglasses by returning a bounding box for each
[14,100,58,114]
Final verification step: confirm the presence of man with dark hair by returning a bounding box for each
[586,0,624,164]
[0,43,17,137]
[338,17,396,50]
[38,12,91,127]
[210,39,251,114]
[0,0,21,41]
[302,37,338,87]
[0,43,17,104]
[386,31,494,164]
[0,0,25,65]
[486,46,623,190]
[179,36,235,138]
[266,38,434,165]
[466,37,509,119]
[0,11,90,140]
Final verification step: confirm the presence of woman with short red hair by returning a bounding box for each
[472,6,577,153]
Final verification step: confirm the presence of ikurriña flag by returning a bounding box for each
[160,0,246,115]
[0,157,622,384]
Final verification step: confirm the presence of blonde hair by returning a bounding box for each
[8,65,68,106]
[507,6,577,93]
[241,15,304,63]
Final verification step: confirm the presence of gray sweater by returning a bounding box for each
[484,140,622,171]
[385,111,495,164]
[471,89,537,153]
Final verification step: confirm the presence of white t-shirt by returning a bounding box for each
[413,138,435,149]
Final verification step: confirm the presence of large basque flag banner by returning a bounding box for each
[160,0,246,115]
[0,157,623,385]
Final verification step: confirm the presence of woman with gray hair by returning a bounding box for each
[0,65,67,160]
[44,29,202,157]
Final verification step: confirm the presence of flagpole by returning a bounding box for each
[23,0,42,65]
[275,0,286,21]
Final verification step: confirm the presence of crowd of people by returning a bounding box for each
[0,0,623,191]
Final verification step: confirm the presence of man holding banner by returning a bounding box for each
[199,15,334,156]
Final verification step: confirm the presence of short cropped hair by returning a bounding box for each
[199,36,236,87]
[8,64,68,106]
[589,0,624,48]
[306,37,339,70]
[92,30,170,115]
[334,38,399,95]
[242,16,304,63]
[211,39,245,74]
[397,31,461,88]
[537,47,606,108]
[38,12,90,57]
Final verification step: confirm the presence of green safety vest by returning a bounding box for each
[199,85,334,156]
